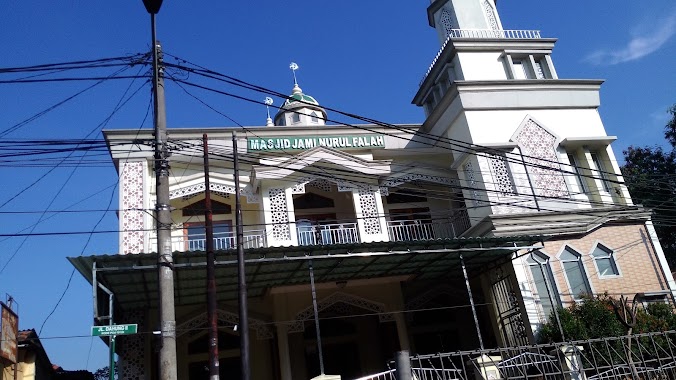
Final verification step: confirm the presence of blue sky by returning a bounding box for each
[0,0,675,372]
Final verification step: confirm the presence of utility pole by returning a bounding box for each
[232,131,251,380]
[203,134,220,380]
[141,1,177,379]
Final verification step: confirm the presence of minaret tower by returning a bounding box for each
[413,0,631,223]
[427,0,503,44]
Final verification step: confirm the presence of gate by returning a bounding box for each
[491,275,529,347]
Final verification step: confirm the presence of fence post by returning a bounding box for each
[395,351,412,380]
[469,355,502,380]
[550,345,585,380]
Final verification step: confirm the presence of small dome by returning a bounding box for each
[280,84,320,110]
[274,84,328,126]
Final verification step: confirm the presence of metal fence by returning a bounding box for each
[369,330,676,380]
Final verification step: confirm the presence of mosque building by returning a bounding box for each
[70,0,674,379]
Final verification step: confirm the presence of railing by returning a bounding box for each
[149,230,266,252]
[387,213,471,242]
[449,28,541,39]
[297,222,360,246]
[420,28,542,85]
[362,330,676,380]
[353,369,395,380]
[353,368,459,380]
[146,211,472,252]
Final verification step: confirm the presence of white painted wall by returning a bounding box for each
[457,52,507,80]
[464,109,607,145]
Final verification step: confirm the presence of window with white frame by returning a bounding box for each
[310,111,319,123]
[560,246,592,300]
[590,152,612,193]
[567,153,588,194]
[506,55,552,80]
[527,251,561,320]
[291,112,301,124]
[512,59,531,79]
[591,243,619,277]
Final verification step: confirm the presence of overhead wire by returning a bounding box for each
[38,71,155,335]
[0,67,149,274]
[161,55,629,189]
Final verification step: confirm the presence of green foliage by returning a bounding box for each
[93,364,117,380]
[622,104,676,266]
[537,294,676,344]
[537,294,624,343]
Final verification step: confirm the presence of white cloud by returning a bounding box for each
[585,10,676,65]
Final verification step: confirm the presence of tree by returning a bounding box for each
[536,294,676,344]
[93,364,117,380]
[622,104,676,266]
[537,294,624,343]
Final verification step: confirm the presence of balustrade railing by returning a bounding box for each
[146,210,472,252]
[421,28,542,85]
[297,222,360,246]
[150,230,266,252]
[387,212,471,242]
[449,28,541,39]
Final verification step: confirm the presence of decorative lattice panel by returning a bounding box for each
[307,178,332,192]
[382,173,458,188]
[268,188,291,241]
[513,119,569,198]
[440,8,457,37]
[358,189,381,235]
[483,0,499,31]
[118,309,145,380]
[121,161,145,254]
[170,183,259,203]
[489,154,516,196]
[176,310,272,340]
[288,292,392,333]
[464,161,481,207]
[181,191,230,202]
[291,182,306,194]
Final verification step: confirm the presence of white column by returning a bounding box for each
[582,148,613,205]
[394,314,411,352]
[352,187,389,243]
[391,283,411,351]
[645,221,676,301]
[275,324,293,380]
[605,145,633,205]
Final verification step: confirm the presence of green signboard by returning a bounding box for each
[247,134,385,152]
[92,324,138,336]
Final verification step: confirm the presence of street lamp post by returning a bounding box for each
[140,1,178,380]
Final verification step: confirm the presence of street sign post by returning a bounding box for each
[92,324,138,337]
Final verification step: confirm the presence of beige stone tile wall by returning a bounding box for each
[536,223,669,305]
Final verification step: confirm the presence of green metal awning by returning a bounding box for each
[69,236,542,312]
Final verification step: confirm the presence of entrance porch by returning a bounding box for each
[69,237,541,379]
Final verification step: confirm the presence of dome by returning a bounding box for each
[273,84,328,126]
[279,84,321,111]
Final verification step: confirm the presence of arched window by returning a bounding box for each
[591,243,620,277]
[310,111,319,123]
[526,251,560,320]
[291,112,301,123]
[559,246,592,300]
